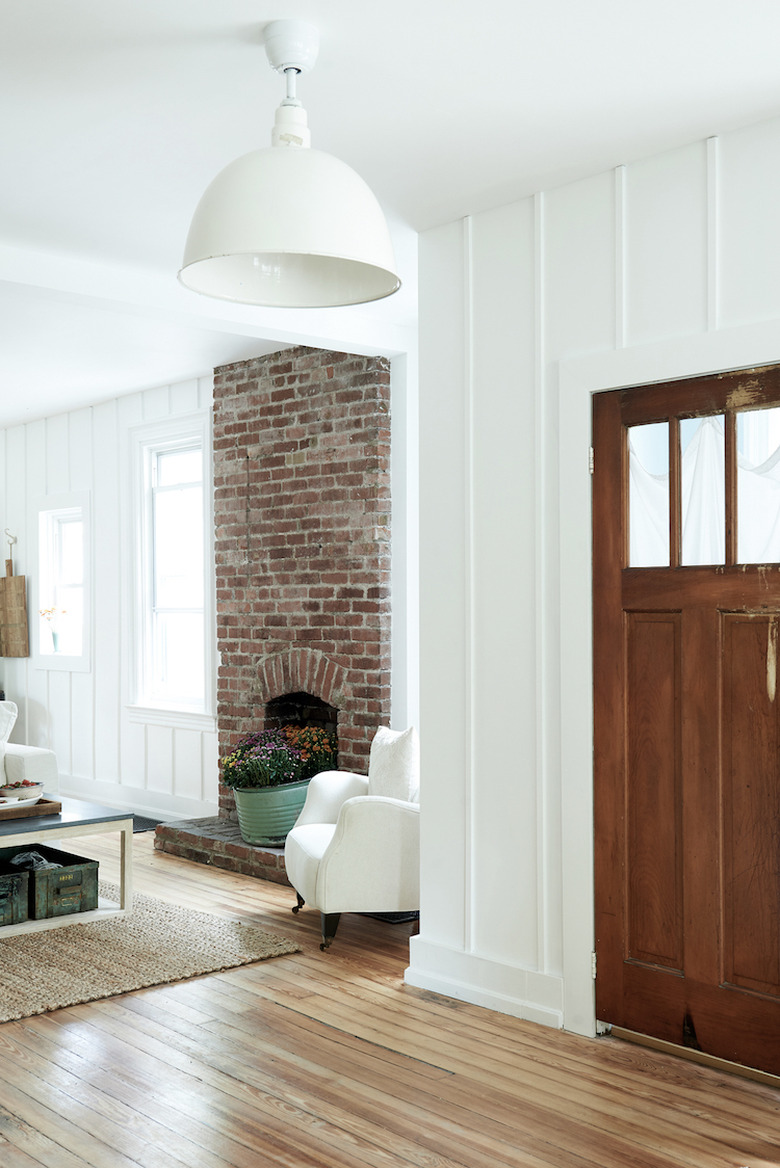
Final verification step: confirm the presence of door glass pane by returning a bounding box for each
[737,407,780,563]
[681,415,725,566]
[629,423,669,567]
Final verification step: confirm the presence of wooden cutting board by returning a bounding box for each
[0,557,28,657]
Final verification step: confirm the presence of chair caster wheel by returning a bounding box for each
[320,942,329,951]
[292,905,299,914]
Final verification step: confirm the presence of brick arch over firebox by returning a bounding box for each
[254,648,351,713]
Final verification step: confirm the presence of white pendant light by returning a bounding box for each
[178,20,401,309]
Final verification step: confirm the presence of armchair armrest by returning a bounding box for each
[317,796,420,912]
[294,769,369,826]
[4,743,59,787]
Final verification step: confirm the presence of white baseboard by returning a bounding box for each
[406,936,564,1029]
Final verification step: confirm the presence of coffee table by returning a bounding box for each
[0,796,133,936]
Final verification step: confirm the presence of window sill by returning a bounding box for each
[127,706,217,733]
[34,653,91,673]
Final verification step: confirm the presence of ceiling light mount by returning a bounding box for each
[178,19,400,309]
[262,19,319,78]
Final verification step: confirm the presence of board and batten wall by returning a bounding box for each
[0,376,219,820]
[408,114,780,1034]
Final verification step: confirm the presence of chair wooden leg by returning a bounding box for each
[292,891,305,915]
[320,912,341,950]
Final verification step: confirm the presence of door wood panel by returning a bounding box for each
[593,366,780,1075]
[722,613,780,998]
[625,612,683,971]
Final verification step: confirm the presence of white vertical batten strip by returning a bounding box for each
[112,400,122,787]
[614,165,627,349]
[706,136,720,332]
[202,372,216,802]
[87,406,97,784]
[533,190,548,970]
[463,214,476,953]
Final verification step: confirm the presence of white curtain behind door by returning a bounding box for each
[629,416,780,566]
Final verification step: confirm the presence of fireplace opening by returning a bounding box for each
[265,692,339,772]
[265,692,338,737]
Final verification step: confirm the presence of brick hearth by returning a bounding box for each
[154,819,292,886]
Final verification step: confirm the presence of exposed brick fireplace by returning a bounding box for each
[155,345,393,880]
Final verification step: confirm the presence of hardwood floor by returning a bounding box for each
[0,831,778,1168]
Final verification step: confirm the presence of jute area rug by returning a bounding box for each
[0,881,300,1024]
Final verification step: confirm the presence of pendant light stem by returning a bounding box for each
[284,67,300,104]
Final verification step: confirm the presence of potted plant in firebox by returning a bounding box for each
[220,725,337,846]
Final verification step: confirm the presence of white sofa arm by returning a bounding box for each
[317,796,420,913]
[294,770,369,827]
[4,743,59,787]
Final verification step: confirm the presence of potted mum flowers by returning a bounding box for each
[220,725,337,845]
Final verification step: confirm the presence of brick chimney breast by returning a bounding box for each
[213,346,392,817]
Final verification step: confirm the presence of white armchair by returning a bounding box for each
[284,726,420,949]
[0,701,59,789]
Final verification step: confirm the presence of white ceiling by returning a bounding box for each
[3,0,780,426]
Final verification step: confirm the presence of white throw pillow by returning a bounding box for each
[367,726,420,802]
[0,701,17,744]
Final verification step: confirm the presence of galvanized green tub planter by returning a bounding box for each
[232,779,310,846]
[221,725,337,847]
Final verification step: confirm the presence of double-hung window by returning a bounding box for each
[133,419,212,716]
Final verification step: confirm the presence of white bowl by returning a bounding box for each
[0,783,44,801]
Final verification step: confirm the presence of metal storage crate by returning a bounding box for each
[0,844,98,919]
[0,869,28,926]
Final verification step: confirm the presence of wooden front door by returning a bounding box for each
[593,366,780,1075]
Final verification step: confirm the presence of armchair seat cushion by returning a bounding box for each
[4,744,59,786]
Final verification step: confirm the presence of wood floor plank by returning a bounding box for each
[12,1013,302,1168]
[192,1011,759,1168]
[80,997,477,1168]
[109,994,531,1168]
[1,830,775,1168]
[0,1021,244,1168]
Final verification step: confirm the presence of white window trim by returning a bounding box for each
[128,413,215,717]
[126,705,217,732]
[33,491,92,673]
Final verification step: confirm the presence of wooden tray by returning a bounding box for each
[0,798,61,821]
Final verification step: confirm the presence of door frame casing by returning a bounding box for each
[557,318,780,1038]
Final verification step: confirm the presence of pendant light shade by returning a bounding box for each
[180,141,400,308]
[178,20,401,309]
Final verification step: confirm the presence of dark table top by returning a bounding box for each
[0,796,132,838]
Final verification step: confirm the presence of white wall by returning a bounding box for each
[0,376,219,820]
[408,114,780,1033]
